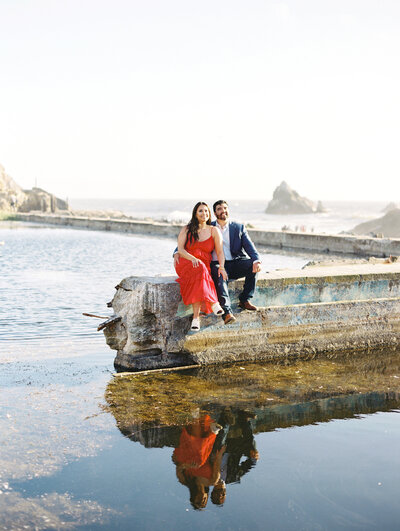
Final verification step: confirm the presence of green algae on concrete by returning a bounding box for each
[104,349,400,434]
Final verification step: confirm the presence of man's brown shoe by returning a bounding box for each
[239,300,258,311]
[224,313,236,325]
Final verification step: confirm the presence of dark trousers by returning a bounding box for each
[211,258,256,316]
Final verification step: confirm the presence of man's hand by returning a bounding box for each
[173,253,180,267]
[218,267,228,281]
[252,261,262,273]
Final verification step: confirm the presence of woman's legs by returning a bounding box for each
[192,302,201,319]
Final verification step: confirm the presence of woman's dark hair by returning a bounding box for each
[188,480,209,510]
[185,202,211,247]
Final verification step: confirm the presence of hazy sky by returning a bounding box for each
[1,0,399,201]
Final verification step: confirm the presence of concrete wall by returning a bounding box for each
[15,212,400,257]
[103,263,400,371]
[249,229,400,257]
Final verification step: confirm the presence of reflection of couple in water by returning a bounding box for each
[172,409,259,510]
[174,200,261,331]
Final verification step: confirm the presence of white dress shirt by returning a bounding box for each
[212,222,233,261]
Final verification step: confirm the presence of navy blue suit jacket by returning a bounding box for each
[211,221,260,262]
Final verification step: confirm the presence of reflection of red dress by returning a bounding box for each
[175,235,219,314]
[173,415,217,470]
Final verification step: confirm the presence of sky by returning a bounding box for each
[0,0,399,201]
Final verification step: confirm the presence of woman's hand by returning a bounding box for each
[191,256,200,267]
[218,267,228,281]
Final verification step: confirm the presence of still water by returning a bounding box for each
[1,222,400,530]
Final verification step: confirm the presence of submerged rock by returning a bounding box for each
[105,353,400,436]
[265,181,318,214]
[353,208,400,238]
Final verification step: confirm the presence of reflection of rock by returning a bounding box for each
[265,181,319,214]
[353,208,400,238]
[382,202,399,213]
[104,352,400,448]
[0,163,68,213]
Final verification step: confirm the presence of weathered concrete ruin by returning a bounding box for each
[103,262,400,371]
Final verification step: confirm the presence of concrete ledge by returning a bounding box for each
[14,212,400,257]
[103,263,400,371]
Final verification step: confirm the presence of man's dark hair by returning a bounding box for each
[213,200,228,213]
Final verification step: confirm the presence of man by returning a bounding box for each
[174,200,261,324]
[210,200,261,324]
[210,408,259,506]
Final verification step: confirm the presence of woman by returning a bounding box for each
[175,202,227,331]
[172,415,225,510]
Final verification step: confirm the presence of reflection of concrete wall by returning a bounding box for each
[14,212,400,257]
[119,423,181,449]
[105,268,400,371]
[117,391,400,449]
[252,391,400,433]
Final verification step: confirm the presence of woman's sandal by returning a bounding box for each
[211,302,224,316]
[191,317,200,331]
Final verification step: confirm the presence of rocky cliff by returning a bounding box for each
[381,202,399,214]
[266,181,323,214]
[0,164,68,213]
[353,208,400,238]
[0,165,26,211]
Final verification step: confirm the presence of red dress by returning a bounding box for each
[175,235,219,314]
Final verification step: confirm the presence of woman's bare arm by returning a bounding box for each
[177,227,200,266]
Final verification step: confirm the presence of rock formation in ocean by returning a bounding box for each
[353,208,400,238]
[0,164,68,213]
[265,181,320,214]
[316,200,327,213]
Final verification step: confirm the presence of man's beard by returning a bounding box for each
[217,213,228,220]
